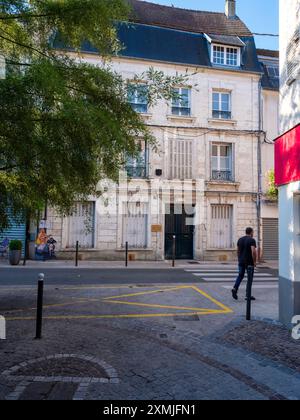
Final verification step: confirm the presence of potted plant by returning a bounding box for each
[9,240,22,266]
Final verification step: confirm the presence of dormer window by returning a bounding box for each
[212,44,240,67]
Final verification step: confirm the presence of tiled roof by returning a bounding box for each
[207,34,245,47]
[116,23,262,74]
[127,0,253,37]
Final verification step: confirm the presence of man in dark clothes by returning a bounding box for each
[232,227,257,301]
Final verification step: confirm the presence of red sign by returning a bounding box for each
[275,124,300,186]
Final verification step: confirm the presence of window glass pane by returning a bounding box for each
[128,84,148,113]
[172,88,191,115]
[212,145,218,156]
[172,88,180,107]
[213,46,225,65]
[226,48,238,66]
[221,94,230,111]
[213,92,220,110]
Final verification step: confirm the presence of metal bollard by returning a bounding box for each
[35,273,45,339]
[246,266,254,321]
[75,241,79,267]
[125,242,129,267]
[172,235,176,268]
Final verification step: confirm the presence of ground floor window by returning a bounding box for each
[210,204,233,249]
[66,202,95,249]
[122,202,148,249]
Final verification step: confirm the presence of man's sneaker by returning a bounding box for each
[245,296,256,301]
[232,289,238,300]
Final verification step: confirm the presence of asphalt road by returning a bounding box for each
[0,268,199,286]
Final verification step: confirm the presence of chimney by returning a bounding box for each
[225,0,236,18]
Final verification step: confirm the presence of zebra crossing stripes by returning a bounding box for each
[185,267,278,282]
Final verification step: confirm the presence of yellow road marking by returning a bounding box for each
[192,286,233,314]
[103,286,188,300]
[104,299,218,312]
[3,284,233,320]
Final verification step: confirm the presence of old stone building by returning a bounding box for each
[41,0,279,262]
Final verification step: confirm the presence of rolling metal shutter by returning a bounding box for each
[262,218,279,260]
[0,213,26,255]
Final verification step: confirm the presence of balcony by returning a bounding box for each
[211,170,234,182]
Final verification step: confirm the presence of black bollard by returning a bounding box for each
[172,235,176,268]
[246,266,254,321]
[35,273,44,339]
[125,241,129,267]
[75,241,79,267]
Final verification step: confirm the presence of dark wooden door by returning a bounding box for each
[165,204,194,260]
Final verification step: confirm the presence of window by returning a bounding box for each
[211,144,233,181]
[213,45,225,65]
[212,45,239,67]
[66,202,95,249]
[210,205,233,249]
[172,88,191,116]
[128,84,148,113]
[212,92,231,120]
[125,141,148,178]
[123,202,148,249]
[266,65,279,79]
[169,139,193,180]
[286,28,300,84]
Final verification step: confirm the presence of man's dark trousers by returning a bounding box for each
[234,264,254,295]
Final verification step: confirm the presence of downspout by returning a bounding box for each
[257,76,263,261]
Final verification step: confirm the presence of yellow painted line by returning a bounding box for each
[191,286,233,314]
[3,298,99,314]
[6,310,229,321]
[104,299,218,312]
[103,286,189,300]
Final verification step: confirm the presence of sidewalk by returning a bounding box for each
[0,258,279,270]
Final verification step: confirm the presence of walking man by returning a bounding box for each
[232,227,257,301]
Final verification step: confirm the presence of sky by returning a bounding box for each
[149,0,279,51]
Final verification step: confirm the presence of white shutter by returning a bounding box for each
[123,202,148,248]
[169,139,193,179]
[66,202,95,249]
[211,205,233,249]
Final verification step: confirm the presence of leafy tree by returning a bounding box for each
[0,0,187,230]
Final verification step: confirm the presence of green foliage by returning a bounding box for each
[266,170,278,200]
[0,0,189,230]
[9,239,22,251]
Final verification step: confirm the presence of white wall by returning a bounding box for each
[280,0,300,133]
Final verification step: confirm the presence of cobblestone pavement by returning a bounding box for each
[0,277,299,401]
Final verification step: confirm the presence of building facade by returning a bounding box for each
[275,0,300,325]
[45,0,279,262]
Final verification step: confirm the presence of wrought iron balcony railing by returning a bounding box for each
[211,170,233,182]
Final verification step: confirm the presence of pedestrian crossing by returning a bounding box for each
[185,265,278,283]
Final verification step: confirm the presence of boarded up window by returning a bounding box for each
[210,205,233,249]
[123,202,148,248]
[169,139,193,180]
[66,202,95,249]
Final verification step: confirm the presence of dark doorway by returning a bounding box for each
[165,204,194,260]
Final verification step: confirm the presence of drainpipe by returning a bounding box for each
[257,77,263,262]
